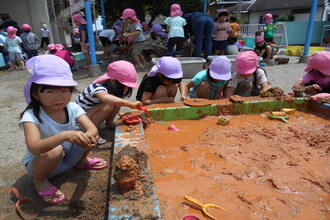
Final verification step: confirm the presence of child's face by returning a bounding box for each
[74,21,81,26]
[125,18,133,24]
[35,87,72,111]
[219,15,228,21]
[256,41,265,47]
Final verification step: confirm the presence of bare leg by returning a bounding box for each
[139,54,148,66]
[132,55,143,67]
[196,81,211,98]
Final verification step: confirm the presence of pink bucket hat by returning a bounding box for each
[148,57,183,79]
[209,56,231,80]
[305,51,330,76]
[72,14,87,25]
[217,8,229,15]
[73,28,79,34]
[22,24,31,31]
[47,44,56,50]
[24,55,77,103]
[170,4,183,17]
[263,13,273,24]
[6,26,17,39]
[254,36,264,43]
[120,8,140,23]
[236,51,258,74]
[93,60,138,88]
[55,44,64,51]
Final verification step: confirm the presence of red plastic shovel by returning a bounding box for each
[138,106,150,116]
[11,187,40,220]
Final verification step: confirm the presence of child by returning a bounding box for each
[45,44,57,54]
[98,26,121,57]
[253,36,273,61]
[72,14,90,68]
[40,24,50,49]
[213,9,232,55]
[260,13,276,43]
[228,16,240,44]
[182,56,231,100]
[76,60,143,143]
[54,45,79,70]
[292,51,330,95]
[143,24,167,59]
[4,26,25,70]
[225,51,269,97]
[71,28,81,52]
[121,8,148,69]
[19,55,105,205]
[20,24,39,59]
[164,4,186,57]
[136,56,184,105]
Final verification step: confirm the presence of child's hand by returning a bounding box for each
[305,84,322,95]
[180,95,187,101]
[67,131,97,149]
[131,101,143,109]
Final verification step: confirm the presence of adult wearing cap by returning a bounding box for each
[183,56,232,100]
[253,36,273,61]
[136,56,184,105]
[293,51,330,95]
[20,24,39,59]
[40,24,50,49]
[183,12,214,58]
[225,51,269,97]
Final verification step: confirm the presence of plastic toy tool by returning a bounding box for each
[122,114,142,124]
[138,106,150,116]
[268,111,289,123]
[11,187,40,220]
[184,195,228,220]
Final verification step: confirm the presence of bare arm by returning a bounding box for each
[260,81,269,92]
[224,86,236,98]
[293,80,322,95]
[96,92,142,109]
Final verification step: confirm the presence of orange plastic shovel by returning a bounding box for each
[11,187,40,220]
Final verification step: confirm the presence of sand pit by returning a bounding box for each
[144,111,330,219]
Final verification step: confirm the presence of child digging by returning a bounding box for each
[19,55,106,205]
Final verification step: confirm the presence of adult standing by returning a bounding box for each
[183,12,214,58]
[40,24,50,49]
[0,13,22,36]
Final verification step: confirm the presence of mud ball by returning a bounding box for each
[113,155,140,190]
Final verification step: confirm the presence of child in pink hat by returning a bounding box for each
[182,56,232,100]
[20,23,39,59]
[4,26,25,70]
[73,13,90,68]
[71,28,81,52]
[136,56,184,105]
[77,60,143,143]
[121,8,148,69]
[293,51,330,95]
[20,55,106,205]
[164,4,186,56]
[225,51,269,97]
[214,9,232,55]
[253,36,273,61]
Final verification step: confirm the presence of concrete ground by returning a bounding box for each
[0,55,306,217]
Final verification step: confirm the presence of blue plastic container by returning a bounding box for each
[244,37,255,48]
[0,53,6,67]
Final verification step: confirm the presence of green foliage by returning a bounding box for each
[278,14,295,21]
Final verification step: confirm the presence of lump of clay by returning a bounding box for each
[113,155,140,190]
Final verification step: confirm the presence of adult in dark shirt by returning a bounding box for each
[0,13,22,36]
[182,12,214,58]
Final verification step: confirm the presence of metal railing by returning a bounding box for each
[239,23,288,46]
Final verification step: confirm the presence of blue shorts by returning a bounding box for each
[189,86,218,99]
[25,143,85,178]
[213,40,228,51]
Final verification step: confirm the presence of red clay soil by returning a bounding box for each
[144,111,330,219]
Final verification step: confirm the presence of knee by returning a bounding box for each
[168,84,178,94]
[199,81,211,90]
[154,85,167,97]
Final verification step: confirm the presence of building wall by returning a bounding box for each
[0,0,52,42]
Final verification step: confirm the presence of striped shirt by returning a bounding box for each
[76,84,107,110]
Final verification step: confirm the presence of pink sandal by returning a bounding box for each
[74,157,107,170]
[38,185,65,205]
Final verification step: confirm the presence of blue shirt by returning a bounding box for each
[19,102,86,165]
[191,70,227,90]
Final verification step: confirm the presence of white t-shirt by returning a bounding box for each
[19,102,86,165]
[228,68,267,90]
[40,28,50,37]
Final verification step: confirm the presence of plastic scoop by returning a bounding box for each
[138,106,150,116]
[168,124,179,131]
[268,113,289,123]
[122,114,142,124]
[182,215,201,220]
[11,187,40,220]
